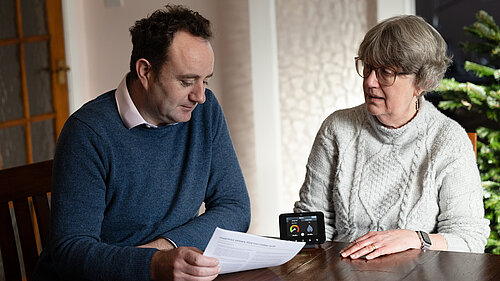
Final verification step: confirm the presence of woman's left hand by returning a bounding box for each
[340,229,421,260]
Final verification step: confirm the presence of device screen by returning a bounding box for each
[285,214,319,239]
[279,211,325,244]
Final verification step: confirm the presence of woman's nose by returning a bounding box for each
[365,69,379,87]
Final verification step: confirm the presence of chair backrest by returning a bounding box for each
[467,132,477,158]
[0,160,53,281]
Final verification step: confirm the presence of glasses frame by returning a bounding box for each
[354,57,410,87]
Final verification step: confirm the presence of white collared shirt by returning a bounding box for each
[115,75,158,129]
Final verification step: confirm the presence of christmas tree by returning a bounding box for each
[435,10,500,254]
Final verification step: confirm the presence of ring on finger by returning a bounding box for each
[370,244,377,251]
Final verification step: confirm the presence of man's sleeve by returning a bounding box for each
[161,96,251,250]
[48,117,157,281]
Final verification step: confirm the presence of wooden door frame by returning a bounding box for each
[47,0,69,137]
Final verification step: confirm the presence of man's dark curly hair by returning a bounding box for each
[128,5,212,79]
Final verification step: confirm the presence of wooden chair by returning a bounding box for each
[467,132,477,158]
[0,160,53,281]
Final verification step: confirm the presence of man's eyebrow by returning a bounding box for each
[177,73,213,79]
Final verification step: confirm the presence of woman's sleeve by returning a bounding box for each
[294,116,338,240]
[435,130,490,253]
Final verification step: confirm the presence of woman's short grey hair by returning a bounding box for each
[357,15,452,93]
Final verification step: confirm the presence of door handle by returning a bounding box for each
[55,59,70,85]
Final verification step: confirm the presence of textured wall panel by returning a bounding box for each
[276,0,375,211]
[214,0,258,232]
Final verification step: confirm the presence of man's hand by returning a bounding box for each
[150,247,220,281]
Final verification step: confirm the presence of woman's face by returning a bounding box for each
[363,68,422,128]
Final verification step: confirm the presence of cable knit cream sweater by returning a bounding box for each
[294,100,489,253]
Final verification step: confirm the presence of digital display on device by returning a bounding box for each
[279,212,325,245]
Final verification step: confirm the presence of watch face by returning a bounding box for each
[421,231,432,245]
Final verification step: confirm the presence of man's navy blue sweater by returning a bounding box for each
[33,89,251,281]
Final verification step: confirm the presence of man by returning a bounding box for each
[33,5,250,281]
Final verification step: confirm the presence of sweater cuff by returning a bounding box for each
[141,248,159,281]
[440,233,469,252]
[122,247,158,281]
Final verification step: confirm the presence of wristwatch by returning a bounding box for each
[416,231,432,251]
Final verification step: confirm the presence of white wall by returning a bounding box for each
[63,0,221,112]
[377,0,415,21]
[248,0,283,236]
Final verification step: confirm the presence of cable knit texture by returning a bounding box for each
[294,100,489,253]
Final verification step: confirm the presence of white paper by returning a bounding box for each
[203,227,305,274]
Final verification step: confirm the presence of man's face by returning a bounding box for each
[143,31,214,126]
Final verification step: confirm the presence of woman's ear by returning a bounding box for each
[136,58,152,90]
[413,86,424,97]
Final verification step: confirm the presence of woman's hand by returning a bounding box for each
[340,229,421,260]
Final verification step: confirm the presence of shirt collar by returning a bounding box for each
[115,74,158,129]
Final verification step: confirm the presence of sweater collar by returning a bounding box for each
[364,99,430,145]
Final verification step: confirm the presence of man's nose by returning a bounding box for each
[190,82,206,104]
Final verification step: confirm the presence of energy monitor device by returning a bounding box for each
[279,212,325,245]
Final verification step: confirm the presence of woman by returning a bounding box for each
[294,15,489,260]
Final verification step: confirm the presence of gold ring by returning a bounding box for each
[370,244,377,251]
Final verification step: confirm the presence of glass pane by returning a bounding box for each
[21,0,47,37]
[0,45,24,122]
[25,41,53,116]
[0,0,17,39]
[0,125,27,169]
[31,119,55,162]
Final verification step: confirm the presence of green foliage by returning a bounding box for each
[460,10,500,59]
[465,61,500,80]
[435,10,500,254]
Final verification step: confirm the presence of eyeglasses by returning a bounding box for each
[354,57,409,86]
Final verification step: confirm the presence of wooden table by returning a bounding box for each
[215,241,500,281]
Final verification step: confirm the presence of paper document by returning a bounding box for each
[203,227,305,274]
